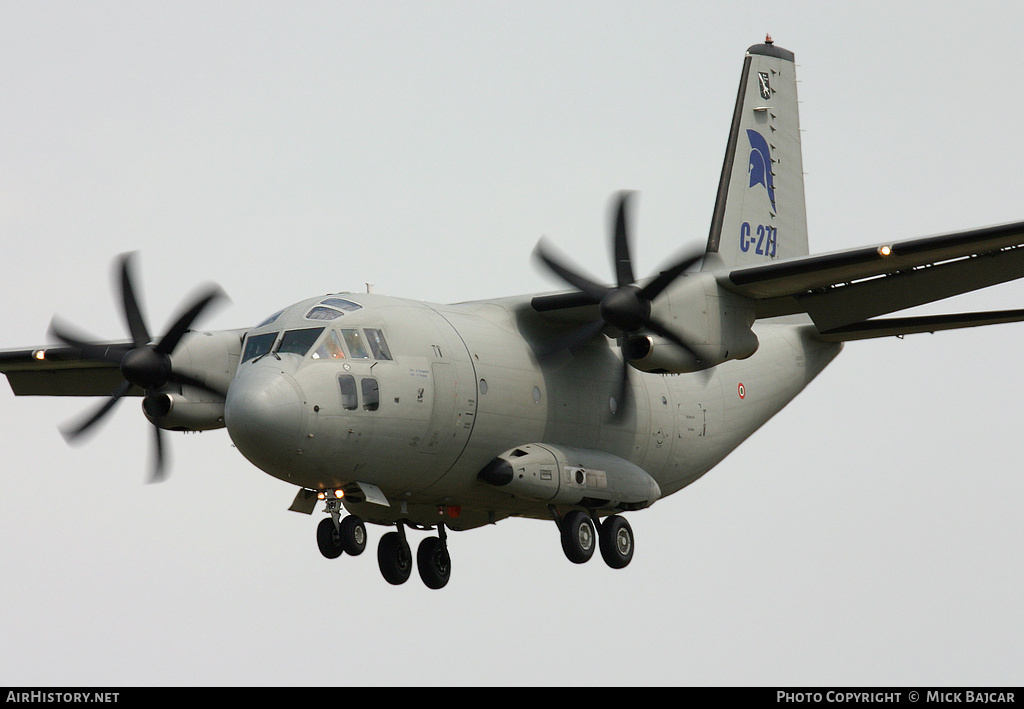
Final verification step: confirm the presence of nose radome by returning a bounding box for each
[225,367,306,466]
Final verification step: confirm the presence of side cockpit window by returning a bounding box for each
[365,328,392,361]
[340,329,369,359]
[309,327,394,363]
[242,332,278,362]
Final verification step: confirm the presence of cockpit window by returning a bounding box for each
[321,297,362,312]
[278,327,325,357]
[340,328,369,359]
[364,329,393,361]
[242,332,278,362]
[305,306,343,321]
[312,330,345,360]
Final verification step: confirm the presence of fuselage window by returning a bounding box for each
[278,327,325,357]
[340,329,369,359]
[321,297,362,312]
[242,332,278,362]
[305,306,343,321]
[312,330,345,360]
[361,377,380,411]
[339,375,358,410]
[364,329,393,361]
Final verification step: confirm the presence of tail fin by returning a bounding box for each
[704,39,809,270]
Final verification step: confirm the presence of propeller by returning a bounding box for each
[533,191,704,418]
[50,253,227,482]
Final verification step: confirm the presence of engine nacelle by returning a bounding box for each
[478,443,661,511]
[168,329,243,397]
[143,329,242,430]
[143,392,225,431]
[626,275,759,373]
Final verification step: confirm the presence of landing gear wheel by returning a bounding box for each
[417,536,451,590]
[599,514,634,569]
[316,517,344,559]
[377,531,413,585]
[560,510,596,564]
[339,515,367,556]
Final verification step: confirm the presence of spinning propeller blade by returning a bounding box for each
[50,253,227,482]
[533,192,704,419]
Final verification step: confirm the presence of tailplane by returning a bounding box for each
[703,38,809,270]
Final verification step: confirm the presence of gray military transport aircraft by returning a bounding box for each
[5,38,1024,589]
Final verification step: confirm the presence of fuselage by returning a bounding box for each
[223,291,842,529]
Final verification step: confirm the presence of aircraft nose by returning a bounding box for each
[225,366,307,467]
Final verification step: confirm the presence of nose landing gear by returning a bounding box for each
[317,497,367,559]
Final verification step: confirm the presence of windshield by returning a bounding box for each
[277,327,326,357]
[242,332,278,362]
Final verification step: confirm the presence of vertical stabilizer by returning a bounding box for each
[704,40,809,270]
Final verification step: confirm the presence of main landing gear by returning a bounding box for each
[377,522,451,589]
[556,509,634,569]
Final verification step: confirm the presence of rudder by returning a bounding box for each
[704,39,809,270]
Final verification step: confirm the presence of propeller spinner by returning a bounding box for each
[50,253,227,482]
[533,192,704,418]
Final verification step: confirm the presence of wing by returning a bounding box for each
[718,220,1024,338]
[0,343,141,396]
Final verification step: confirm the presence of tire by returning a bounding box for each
[416,536,451,590]
[598,514,634,569]
[560,510,596,564]
[339,515,367,556]
[316,517,344,559]
[377,531,412,585]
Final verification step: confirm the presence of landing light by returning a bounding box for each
[878,245,893,256]
[32,349,46,361]
[317,489,344,500]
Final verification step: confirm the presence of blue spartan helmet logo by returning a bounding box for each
[746,129,776,211]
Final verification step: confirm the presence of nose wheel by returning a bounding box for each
[317,497,367,559]
[316,514,367,558]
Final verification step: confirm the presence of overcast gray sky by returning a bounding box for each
[2,1,1023,686]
